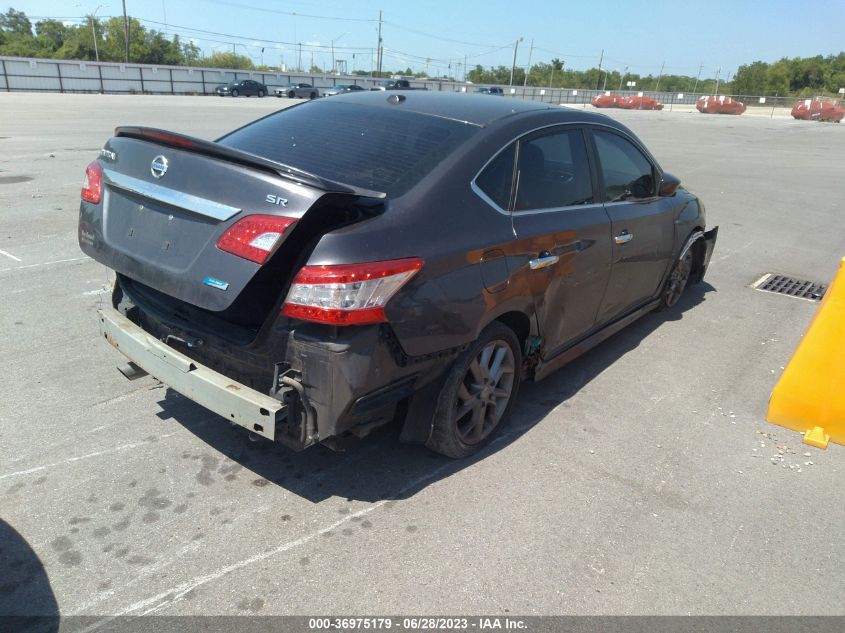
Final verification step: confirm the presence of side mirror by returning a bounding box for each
[659,172,681,196]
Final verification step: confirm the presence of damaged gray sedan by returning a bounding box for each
[79,92,717,458]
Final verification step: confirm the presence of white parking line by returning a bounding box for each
[75,418,541,621]
[0,248,22,262]
[0,256,88,273]
[0,431,183,481]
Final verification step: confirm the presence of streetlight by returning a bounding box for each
[332,32,349,74]
[618,65,628,91]
[77,3,105,62]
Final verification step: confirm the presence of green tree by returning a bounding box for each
[35,19,66,50]
[202,50,254,70]
[732,61,768,95]
[0,8,31,35]
[766,59,790,95]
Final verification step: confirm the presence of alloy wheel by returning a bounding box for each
[454,339,515,445]
[664,248,693,308]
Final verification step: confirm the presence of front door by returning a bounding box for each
[590,128,676,323]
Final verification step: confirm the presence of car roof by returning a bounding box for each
[327,91,602,127]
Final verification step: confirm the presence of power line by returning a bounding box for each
[533,46,597,59]
[22,13,728,77]
[195,0,377,22]
[382,21,507,49]
[137,17,373,51]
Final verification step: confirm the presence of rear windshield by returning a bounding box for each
[218,100,478,197]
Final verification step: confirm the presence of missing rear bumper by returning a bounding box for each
[99,307,287,441]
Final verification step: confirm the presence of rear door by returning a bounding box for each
[506,126,613,358]
[589,128,676,324]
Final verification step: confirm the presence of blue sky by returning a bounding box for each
[10,0,845,78]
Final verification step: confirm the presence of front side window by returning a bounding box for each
[592,130,655,201]
[513,129,593,211]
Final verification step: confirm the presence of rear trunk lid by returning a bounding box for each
[79,127,384,313]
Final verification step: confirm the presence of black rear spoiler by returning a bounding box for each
[114,126,387,200]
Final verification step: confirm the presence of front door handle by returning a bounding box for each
[615,231,633,245]
[529,254,559,270]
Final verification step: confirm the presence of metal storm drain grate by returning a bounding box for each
[752,274,827,301]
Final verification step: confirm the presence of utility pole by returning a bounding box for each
[376,10,383,77]
[122,0,130,63]
[522,38,533,87]
[619,65,628,91]
[509,37,522,86]
[332,33,348,74]
[298,42,302,72]
[464,53,467,82]
[595,49,604,89]
[714,66,721,94]
[692,63,703,94]
[654,60,665,92]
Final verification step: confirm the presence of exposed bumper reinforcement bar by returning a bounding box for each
[98,308,286,441]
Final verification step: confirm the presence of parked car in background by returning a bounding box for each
[475,87,504,96]
[618,95,664,110]
[790,98,844,122]
[696,95,746,115]
[215,79,268,97]
[371,79,426,91]
[275,83,320,99]
[79,92,717,459]
[591,93,623,108]
[322,84,366,97]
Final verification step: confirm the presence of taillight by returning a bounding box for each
[81,161,103,204]
[216,214,297,265]
[282,257,424,325]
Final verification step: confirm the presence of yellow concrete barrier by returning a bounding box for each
[766,257,845,449]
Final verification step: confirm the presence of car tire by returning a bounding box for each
[657,239,696,311]
[310,92,317,99]
[426,321,521,459]
[231,89,239,97]
[288,91,295,98]
[258,90,265,98]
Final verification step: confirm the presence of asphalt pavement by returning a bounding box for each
[1,93,843,620]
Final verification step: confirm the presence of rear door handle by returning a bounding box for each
[529,254,559,270]
[615,231,633,245]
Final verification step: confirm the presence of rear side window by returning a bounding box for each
[475,144,515,210]
[514,129,593,211]
[592,130,655,201]
[219,101,477,197]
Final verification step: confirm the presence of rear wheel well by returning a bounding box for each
[494,311,531,349]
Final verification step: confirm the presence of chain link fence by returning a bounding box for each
[1,55,835,116]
